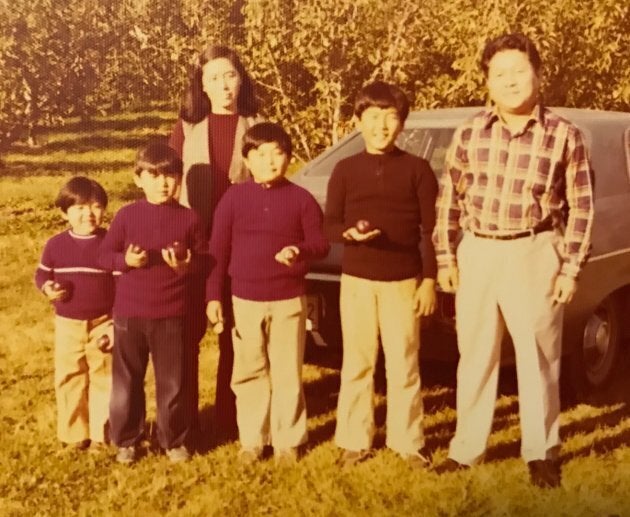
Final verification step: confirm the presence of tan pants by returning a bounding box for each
[335,274,424,455]
[449,232,563,464]
[54,314,113,444]
[231,296,307,450]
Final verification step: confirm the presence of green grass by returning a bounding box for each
[0,112,629,516]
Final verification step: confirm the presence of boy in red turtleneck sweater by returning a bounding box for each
[206,122,329,464]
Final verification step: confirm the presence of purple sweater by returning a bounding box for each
[35,228,115,320]
[325,148,438,281]
[99,200,206,318]
[206,178,330,302]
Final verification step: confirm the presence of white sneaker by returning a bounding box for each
[166,445,190,463]
[116,446,137,464]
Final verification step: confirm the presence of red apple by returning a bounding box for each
[356,219,372,234]
[52,280,71,296]
[169,241,187,261]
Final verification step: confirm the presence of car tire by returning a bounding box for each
[568,296,626,396]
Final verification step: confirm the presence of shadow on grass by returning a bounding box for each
[561,403,630,439]
[9,136,160,156]
[1,162,130,177]
[482,389,629,463]
[193,403,226,454]
[561,426,630,462]
[61,115,175,134]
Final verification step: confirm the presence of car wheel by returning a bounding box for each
[570,296,624,393]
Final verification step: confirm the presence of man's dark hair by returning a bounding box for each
[354,81,410,123]
[242,122,292,158]
[55,176,108,213]
[481,33,542,76]
[135,141,183,177]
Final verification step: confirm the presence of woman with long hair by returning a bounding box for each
[169,44,261,445]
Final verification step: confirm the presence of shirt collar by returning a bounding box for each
[252,176,288,190]
[483,104,546,131]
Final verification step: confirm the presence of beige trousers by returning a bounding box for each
[449,231,563,465]
[231,296,307,450]
[335,274,424,455]
[54,314,113,444]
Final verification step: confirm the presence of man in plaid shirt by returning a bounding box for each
[433,33,594,488]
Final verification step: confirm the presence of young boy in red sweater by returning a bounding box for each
[100,142,206,464]
[206,122,329,464]
[35,177,115,451]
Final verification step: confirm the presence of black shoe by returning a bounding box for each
[433,458,470,474]
[528,459,561,488]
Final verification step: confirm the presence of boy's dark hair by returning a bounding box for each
[180,45,259,124]
[481,33,542,76]
[354,81,410,122]
[242,122,292,158]
[135,141,183,177]
[55,176,108,213]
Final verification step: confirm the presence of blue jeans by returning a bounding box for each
[109,316,190,449]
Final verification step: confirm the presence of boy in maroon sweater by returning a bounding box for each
[324,82,438,468]
[206,122,329,464]
[35,177,115,451]
[100,142,206,464]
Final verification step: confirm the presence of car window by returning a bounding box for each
[304,127,456,179]
[396,127,456,176]
[302,134,361,178]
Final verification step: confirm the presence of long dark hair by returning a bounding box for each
[179,45,259,123]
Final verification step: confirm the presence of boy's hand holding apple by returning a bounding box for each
[275,245,300,266]
[162,241,191,274]
[342,219,381,242]
[125,244,148,268]
[42,279,68,301]
[96,334,113,353]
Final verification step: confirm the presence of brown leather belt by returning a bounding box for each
[472,218,553,241]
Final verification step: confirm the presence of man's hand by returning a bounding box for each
[206,300,224,334]
[162,246,191,274]
[42,280,68,301]
[275,245,300,266]
[342,227,381,242]
[437,265,459,293]
[413,278,437,317]
[552,274,577,304]
[125,244,148,268]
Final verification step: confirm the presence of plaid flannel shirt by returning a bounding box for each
[433,105,594,279]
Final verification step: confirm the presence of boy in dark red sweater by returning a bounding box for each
[100,142,206,464]
[206,122,329,464]
[35,177,115,451]
[324,82,438,468]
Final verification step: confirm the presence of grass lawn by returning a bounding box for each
[0,111,628,516]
